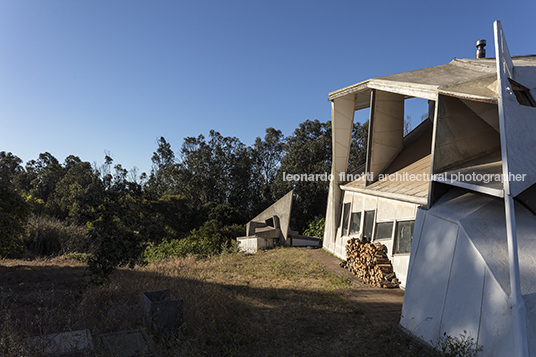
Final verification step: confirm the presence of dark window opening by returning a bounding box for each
[341,203,351,236]
[375,221,394,240]
[362,210,375,242]
[509,78,536,107]
[349,212,361,234]
[394,220,415,254]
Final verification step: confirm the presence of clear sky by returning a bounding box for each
[1,0,535,176]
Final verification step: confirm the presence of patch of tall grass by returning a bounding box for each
[23,214,90,256]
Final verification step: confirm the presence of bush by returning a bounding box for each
[23,214,90,256]
[432,331,483,357]
[87,212,145,285]
[143,220,244,263]
[0,186,29,258]
[303,217,325,238]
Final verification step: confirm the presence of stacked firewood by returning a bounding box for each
[339,238,399,288]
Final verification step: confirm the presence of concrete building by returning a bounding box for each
[323,21,536,356]
[237,191,321,253]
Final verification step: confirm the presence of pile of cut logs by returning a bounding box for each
[339,238,399,288]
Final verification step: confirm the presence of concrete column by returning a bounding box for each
[324,95,355,250]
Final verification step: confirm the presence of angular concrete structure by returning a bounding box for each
[238,191,321,253]
[324,21,536,356]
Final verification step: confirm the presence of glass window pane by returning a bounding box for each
[395,221,415,254]
[363,210,375,242]
[375,222,393,240]
[349,212,361,234]
[341,203,351,236]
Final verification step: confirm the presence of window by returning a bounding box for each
[394,220,415,254]
[349,212,361,234]
[362,210,375,242]
[509,78,536,107]
[341,203,351,236]
[375,221,394,240]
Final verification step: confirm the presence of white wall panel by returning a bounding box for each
[400,214,458,342]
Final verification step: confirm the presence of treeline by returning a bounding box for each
[0,119,367,280]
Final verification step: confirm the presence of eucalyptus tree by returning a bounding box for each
[177,130,257,218]
[252,127,284,209]
[147,136,178,197]
[271,119,368,232]
[28,152,65,203]
[271,119,332,232]
[0,151,24,186]
[0,152,29,257]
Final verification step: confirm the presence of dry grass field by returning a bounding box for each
[0,248,431,357]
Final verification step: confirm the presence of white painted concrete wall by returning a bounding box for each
[401,189,536,356]
[324,189,419,287]
[433,95,501,173]
[369,90,405,180]
[237,237,274,254]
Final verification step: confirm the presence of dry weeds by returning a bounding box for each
[0,248,429,356]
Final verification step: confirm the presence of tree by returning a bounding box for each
[0,186,29,257]
[29,152,64,203]
[271,119,368,232]
[54,159,103,224]
[0,152,24,187]
[252,128,284,207]
[87,202,145,284]
[348,121,369,172]
[147,137,177,197]
[272,119,332,232]
[177,130,257,216]
[142,194,195,241]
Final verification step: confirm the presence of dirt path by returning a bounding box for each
[306,248,404,326]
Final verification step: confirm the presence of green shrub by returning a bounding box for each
[87,212,145,285]
[143,220,244,263]
[0,186,29,258]
[24,214,90,256]
[67,252,92,262]
[303,217,325,238]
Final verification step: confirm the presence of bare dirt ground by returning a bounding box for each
[306,248,405,326]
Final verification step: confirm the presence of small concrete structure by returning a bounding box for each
[142,289,183,332]
[238,190,321,253]
[25,329,94,356]
[323,20,536,356]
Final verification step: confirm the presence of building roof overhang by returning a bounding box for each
[328,56,536,105]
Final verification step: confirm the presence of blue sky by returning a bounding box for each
[1,0,535,176]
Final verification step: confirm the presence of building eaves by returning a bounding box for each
[328,58,506,103]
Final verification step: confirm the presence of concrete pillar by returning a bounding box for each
[324,95,355,250]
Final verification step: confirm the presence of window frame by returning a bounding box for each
[362,210,376,242]
[341,202,351,236]
[349,212,362,235]
[374,221,394,241]
[393,220,415,255]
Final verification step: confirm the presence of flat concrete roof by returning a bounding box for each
[328,55,536,104]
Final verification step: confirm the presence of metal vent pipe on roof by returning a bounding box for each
[476,39,486,58]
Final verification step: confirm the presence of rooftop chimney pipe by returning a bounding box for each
[476,39,486,58]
